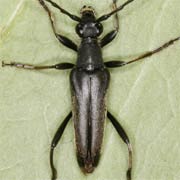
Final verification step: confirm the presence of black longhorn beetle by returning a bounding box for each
[2,0,180,180]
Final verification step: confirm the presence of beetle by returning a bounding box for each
[2,0,180,180]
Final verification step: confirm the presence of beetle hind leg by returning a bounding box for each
[107,111,132,180]
[50,112,72,180]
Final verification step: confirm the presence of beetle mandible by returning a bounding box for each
[2,0,180,180]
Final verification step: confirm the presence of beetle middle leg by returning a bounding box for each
[38,0,78,52]
[104,36,180,68]
[100,0,120,47]
[107,111,132,180]
[50,112,72,180]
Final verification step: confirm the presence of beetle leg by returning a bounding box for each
[50,112,72,180]
[104,60,126,68]
[107,111,132,180]
[105,36,180,68]
[39,0,80,21]
[2,61,74,70]
[100,0,119,47]
[97,0,134,22]
[113,0,119,31]
[38,0,78,52]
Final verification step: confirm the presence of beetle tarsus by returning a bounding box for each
[2,61,14,67]
[50,147,57,180]
[2,61,6,67]
[51,167,57,180]
[127,167,132,180]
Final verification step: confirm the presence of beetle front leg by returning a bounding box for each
[97,0,134,22]
[38,0,78,52]
[105,36,180,68]
[40,0,81,21]
[100,0,119,47]
[50,112,72,180]
[107,111,132,180]
[2,61,74,70]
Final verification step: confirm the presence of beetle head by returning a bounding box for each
[76,6,103,38]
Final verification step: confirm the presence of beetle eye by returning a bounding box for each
[95,23,101,28]
[79,24,84,33]
[95,23,103,35]
[76,23,84,37]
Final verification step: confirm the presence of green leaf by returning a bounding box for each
[0,0,180,180]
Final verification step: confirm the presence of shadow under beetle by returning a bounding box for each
[2,0,180,179]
